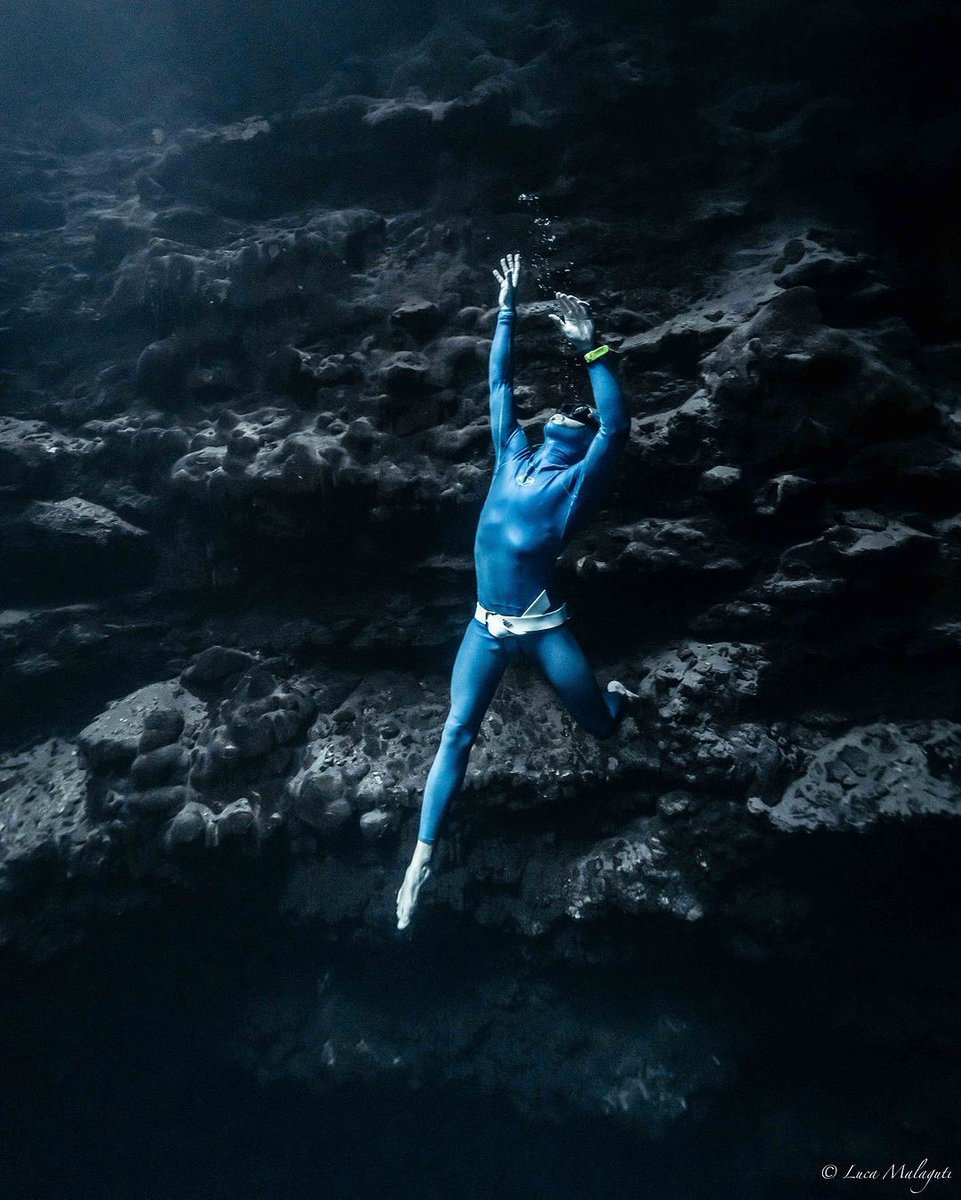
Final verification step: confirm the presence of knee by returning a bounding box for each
[440,714,478,756]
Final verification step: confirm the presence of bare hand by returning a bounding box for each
[492,252,521,309]
[549,292,595,352]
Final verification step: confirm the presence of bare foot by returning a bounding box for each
[607,679,639,701]
[396,840,434,930]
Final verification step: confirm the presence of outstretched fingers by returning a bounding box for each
[493,252,522,306]
[556,291,589,318]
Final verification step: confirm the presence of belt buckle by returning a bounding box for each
[479,605,519,638]
[488,611,513,638]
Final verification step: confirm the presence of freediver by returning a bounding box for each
[396,251,635,930]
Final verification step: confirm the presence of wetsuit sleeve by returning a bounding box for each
[488,306,529,461]
[566,352,630,523]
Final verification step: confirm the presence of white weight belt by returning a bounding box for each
[474,601,568,638]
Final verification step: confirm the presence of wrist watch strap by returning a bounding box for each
[584,343,611,363]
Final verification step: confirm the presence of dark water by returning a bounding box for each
[1,875,958,1200]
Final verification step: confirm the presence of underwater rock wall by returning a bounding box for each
[2,0,961,1141]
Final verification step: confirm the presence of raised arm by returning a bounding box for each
[550,291,630,516]
[489,252,528,461]
[577,350,630,490]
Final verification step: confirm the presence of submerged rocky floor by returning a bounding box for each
[2,0,961,1184]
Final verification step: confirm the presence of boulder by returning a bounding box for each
[78,681,204,769]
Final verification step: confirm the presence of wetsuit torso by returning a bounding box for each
[474,431,585,614]
[475,305,630,615]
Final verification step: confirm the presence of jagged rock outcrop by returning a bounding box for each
[765,720,961,832]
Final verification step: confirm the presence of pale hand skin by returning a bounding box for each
[493,264,599,430]
[492,250,521,309]
[549,291,595,352]
[549,291,598,426]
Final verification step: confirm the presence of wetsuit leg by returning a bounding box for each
[417,619,509,845]
[523,624,625,739]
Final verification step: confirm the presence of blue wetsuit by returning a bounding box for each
[417,304,631,845]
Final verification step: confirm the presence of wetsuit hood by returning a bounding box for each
[538,419,596,467]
